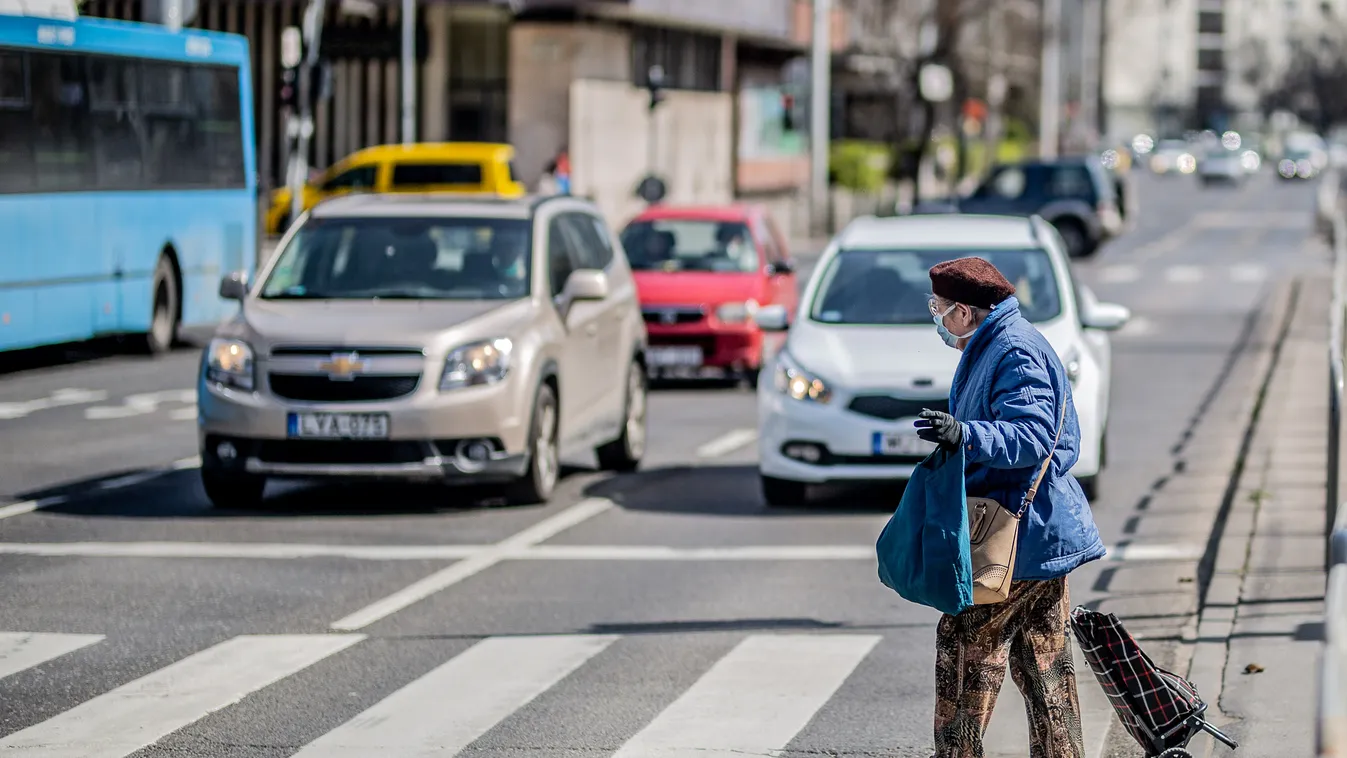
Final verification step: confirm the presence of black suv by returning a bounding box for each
[956,157,1124,257]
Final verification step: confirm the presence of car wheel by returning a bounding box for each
[505,382,560,505]
[137,257,179,355]
[740,367,760,389]
[761,475,810,507]
[200,467,265,509]
[595,361,646,472]
[1054,219,1091,258]
[1078,474,1099,501]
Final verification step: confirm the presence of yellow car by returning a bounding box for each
[266,142,527,235]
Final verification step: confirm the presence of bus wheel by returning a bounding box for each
[140,257,179,355]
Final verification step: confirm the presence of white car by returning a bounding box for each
[752,214,1130,506]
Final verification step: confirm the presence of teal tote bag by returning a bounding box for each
[875,445,975,616]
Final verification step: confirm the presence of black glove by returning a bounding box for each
[914,409,962,451]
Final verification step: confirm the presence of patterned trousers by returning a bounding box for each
[933,577,1084,758]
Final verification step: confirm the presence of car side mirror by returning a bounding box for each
[1081,301,1130,331]
[753,304,790,331]
[563,269,610,302]
[219,271,249,301]
[767,260,795,276]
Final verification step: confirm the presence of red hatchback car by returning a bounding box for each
[619,204,799,382]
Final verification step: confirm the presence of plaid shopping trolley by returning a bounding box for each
[1070,606,1240,757]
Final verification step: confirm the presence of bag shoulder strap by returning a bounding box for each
[1017,392,1069,517]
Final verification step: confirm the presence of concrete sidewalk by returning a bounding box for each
[1181,273,1331,757]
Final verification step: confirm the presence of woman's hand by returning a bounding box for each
[914,409,963,451]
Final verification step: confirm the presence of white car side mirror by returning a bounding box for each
[1081,301,1130,331]
[753,304,790,331]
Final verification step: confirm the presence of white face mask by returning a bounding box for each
[934,303,977,348]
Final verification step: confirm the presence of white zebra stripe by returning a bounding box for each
[0,632,103,681]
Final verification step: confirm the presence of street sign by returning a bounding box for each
[281,26,302,69]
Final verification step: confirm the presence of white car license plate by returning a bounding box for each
[873,431,932,456]
[287,412,390,440]
[648,346,704,367]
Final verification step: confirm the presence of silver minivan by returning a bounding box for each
[197,193,648,508]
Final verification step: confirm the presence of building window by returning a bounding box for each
[1198,11,1223,33]
[447,14,509,142]
[631,26,722,92]
[1197,49,1224,71]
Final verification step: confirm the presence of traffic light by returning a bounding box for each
[279,67,297,109]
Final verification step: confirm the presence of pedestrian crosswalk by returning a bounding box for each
[1093,262,1271,285]
[0,630,894,757]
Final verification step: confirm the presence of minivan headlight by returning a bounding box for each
[440,338,512,391]
[205,338,255,391]
[716,299,759,324]
[773,349,831,403]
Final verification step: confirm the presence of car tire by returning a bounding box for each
[1078,431,1106,501]
[505,382,560,505]
[761,475,810,507]
[1054,219,1092,258]
[595,361,646,473]
[137,257,179,355]
[200,467,266,509]
[740,367,760,388]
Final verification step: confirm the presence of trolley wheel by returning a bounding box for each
[1158,749,1193,758]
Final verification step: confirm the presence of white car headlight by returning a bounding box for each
[440,338,512,391]
[716,299,760,324]
[205,338,255,391]
[1060,345,1082,385]
[773,349,832,404]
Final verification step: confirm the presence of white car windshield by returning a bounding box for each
[619,219,759,273]
[260,217,532,300]
[809,248,1063,325]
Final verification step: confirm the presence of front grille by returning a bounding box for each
[847,395,948,421]
[269,374,421,402]
[270,346,425,357]
[647,334,716,352]
[642,306,705,325]
[255,440,430,465]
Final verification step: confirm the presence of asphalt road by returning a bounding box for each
[0,170,1326,758]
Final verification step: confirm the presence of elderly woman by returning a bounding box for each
[913,257,1106,758]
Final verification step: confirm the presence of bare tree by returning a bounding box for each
[1260,25,1347,133]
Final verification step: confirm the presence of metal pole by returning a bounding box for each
[400,0,416,144]
[983,2,1005,175]
[1039,0,1062,159]
[809,0,831,235]
[1079,0,1102,146]
[289,0,326,231]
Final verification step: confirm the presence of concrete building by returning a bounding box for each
[78,0,840,234]
[1104,0,1347,139]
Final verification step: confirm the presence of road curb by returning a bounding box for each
[1181,277,1302,756]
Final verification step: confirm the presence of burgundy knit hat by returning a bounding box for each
[929,257,1016,310]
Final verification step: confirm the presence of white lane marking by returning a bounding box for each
[1230,263,1267,283]
[329,497,615,631]
[172,456,202,470]
[0,458,199,522]
[291,634,618,757]
[0,634,362,757]
[169,407,197,421]
[696,428,758,458]
[1164,265,1204,283]
[97,471,165,490]
[521,545,875,561]
[611,634,880,758]
[0,632,104,680]
[1097,264,1141,284]
[84,389,196,420]
[1109,542,1205,561]
[0,542,485,560]
[1115,315,1154,338]
[0,499,53,521]
[0,389,108,420]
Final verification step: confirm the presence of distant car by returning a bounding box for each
[956,157,1124,258]
[1149,140,1195,175]
[752,213,1130,507]
[198,193,648,508]
[618,204,799,383]
[1198,149,1244,185]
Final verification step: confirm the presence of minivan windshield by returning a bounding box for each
[809,248,1062,325]
[260,217,532,300]
[620,219,759,273]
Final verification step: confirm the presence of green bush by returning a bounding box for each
[829,140,892,192]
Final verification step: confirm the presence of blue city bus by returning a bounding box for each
[0,12,256,354]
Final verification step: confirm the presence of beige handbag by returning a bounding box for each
[966,400,1067,605]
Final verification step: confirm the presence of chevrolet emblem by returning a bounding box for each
[660,310,678,325]
[319,352,367,381]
